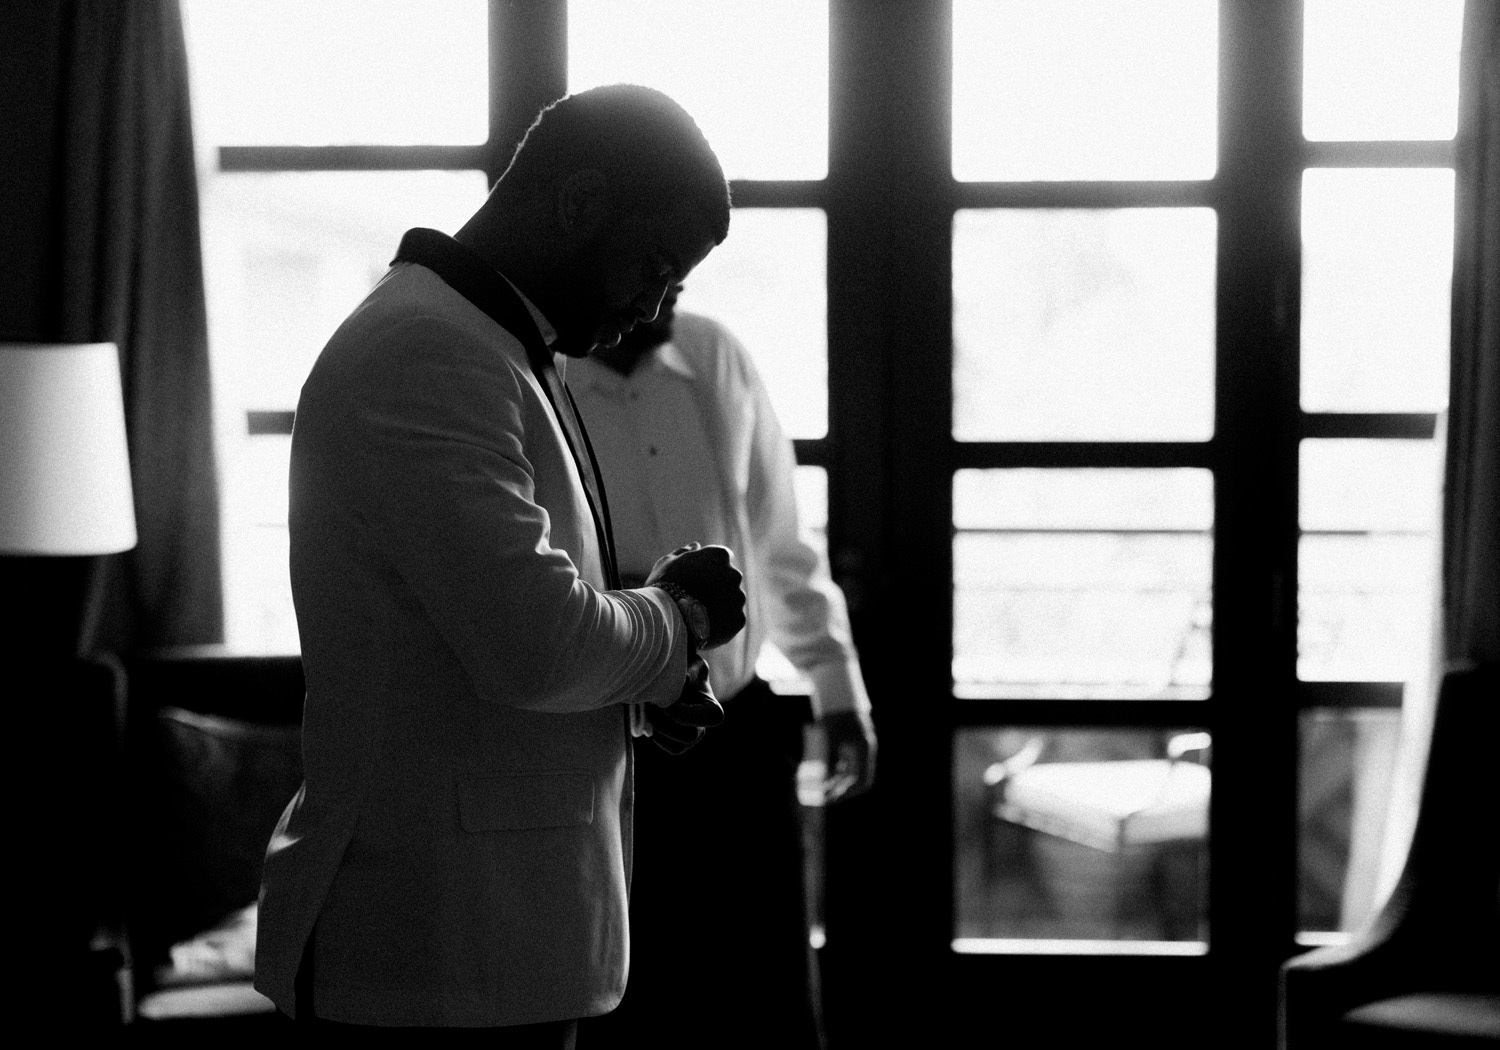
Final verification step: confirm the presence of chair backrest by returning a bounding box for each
[121,649,305,969]
[1384,660,1500,961]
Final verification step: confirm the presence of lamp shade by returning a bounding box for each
[0,342,137,554]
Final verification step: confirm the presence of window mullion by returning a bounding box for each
[488,0,566,184]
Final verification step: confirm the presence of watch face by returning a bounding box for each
[685,601,710,646]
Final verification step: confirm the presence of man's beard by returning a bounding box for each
[591,310,673,375]
[549,237,615,357]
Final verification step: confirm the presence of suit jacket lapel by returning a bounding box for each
[392,227,621,590]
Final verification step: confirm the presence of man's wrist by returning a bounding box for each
[653,582,710,650]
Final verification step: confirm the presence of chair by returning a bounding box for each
[119,648,305,1031]
[1279,662,1500,1047]
[982,731,1211,939]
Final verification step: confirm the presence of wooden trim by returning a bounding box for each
[1302,139,1456,168]
[1295,681,1405,709]
[950,698,1211,728]
[218,145,488,172]
[728,181,828,208]
[955,180,1217,209]
[952,441,1216,469]
[245,410,294,437]
[1300,413,1439,440]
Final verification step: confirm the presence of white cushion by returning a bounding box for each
[137,982,275,1019]
[997,759,1210,851]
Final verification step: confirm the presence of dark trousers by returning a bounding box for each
[581,680,824,1050]
[291,929,578,1047]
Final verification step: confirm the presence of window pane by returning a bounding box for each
[956,726,1210,948]
[203,171,490,653]
[954,470,1213,699]
[567,0,828,180]
[1301,169,1455,412]
[953,209,1215,441]
[1303,0,1464,141]
[677,209,827,439]
[203,172,489,410]
[1298,708,1402,936]
[221,436,296,652]
[952,0,1217,181]
[1298,439,1442,682]
[182,0,487,146]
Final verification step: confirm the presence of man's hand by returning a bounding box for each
[645,656,724,755]
[818,708,877,803]
[644,543,747,649]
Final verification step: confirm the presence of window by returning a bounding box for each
[951,0,1217,181]
[1294,0,1462,937]
[949,0,1221,956]
[182,2,1469,1041]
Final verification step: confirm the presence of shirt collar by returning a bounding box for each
[576,334,697,394]
[653,339,696,380]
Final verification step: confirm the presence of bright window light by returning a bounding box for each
[1303,0,1464,141]
[953,208,1217,441]
[1298,440,1442,683]
[1301,168,1455,412]
[181,0,488,146]
[676,209,828,439]
[567,0,829,180]
[952,0,1218,181]
[200,171,490,653]
[953,469,1213,701]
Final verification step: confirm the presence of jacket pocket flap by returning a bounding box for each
[457,772,595,832]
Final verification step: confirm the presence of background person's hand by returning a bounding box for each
[644,543,747,649]
[818,708,877,803]
[645,657,724,755]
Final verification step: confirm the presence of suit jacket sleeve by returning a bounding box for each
[295,310,689,714]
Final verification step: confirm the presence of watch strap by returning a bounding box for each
[653,581,710,650]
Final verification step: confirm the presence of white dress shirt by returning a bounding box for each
[569,311,871,718]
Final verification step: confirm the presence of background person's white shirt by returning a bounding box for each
[570,311,871,718]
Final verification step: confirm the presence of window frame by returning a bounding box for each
[194,1,1457,1043]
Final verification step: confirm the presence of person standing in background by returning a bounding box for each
[574,286,877,1049]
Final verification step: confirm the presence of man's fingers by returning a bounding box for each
[819,712,877,803]
[649,727,703,755]
[644,706,710,752]
[669,696,724,728]
[821,770,859,803]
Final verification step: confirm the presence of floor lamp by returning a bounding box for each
[1,342,138,1025]
[0,342,138,655]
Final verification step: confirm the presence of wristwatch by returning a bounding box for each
[654,581,711,650]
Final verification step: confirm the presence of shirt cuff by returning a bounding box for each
[633,584,693,707]
[804,658,873,720]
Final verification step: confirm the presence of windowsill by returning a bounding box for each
[952,938,1208,957]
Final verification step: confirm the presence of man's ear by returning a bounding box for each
[554,168,609,239]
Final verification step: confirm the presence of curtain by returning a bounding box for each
[1375,0,1500,902]
[48,0,222,649]
[1442,3,1500,668]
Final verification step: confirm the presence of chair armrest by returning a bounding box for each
[1280,916,1413,1049]
[982,735,1047,796]
[1166,731,1212,764]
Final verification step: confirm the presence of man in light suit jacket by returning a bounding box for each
[254,85,743,1045]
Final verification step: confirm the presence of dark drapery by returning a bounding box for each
[1443,1,1500,669]
[1373,1,1500,904]
[47,0,222,648]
